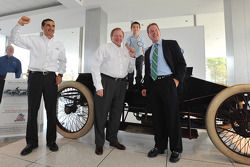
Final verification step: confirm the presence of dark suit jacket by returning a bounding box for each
[143,40,186,90]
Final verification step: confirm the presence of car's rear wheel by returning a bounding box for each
[56,81,94,139]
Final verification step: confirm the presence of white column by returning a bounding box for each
[224,0,250,85]
[83,8,107,72]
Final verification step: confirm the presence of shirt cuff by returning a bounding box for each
[95,83,103,91]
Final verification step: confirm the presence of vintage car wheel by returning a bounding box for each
[57,81,94,139]
[206,84,250,165]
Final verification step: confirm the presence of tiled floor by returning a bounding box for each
[0,136,24,147]
[0,129,249,167]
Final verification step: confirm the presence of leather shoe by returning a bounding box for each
[169,151,181,163]
[110,141,126,150]
[95,147,103,155]
[20,144,38,156]
[47,142,59,152]
[147,147,164,158]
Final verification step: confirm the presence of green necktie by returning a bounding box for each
[151,44,158,80]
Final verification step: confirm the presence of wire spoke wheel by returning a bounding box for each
[57,81,94,139]
[206,84,250,165]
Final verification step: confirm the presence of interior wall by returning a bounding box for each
[0,7,86,36]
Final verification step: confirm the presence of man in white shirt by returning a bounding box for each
[10,16,67,156]
[91,28,135,155]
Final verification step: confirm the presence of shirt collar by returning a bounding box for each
[153,39,162,46]
[111,42,123,48]
[132,34,141,40]
[4,55,13,59]
[42,34,54,41]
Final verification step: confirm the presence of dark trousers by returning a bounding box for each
[0,79,4,103]
[128,55,143,86]
[149,76,182,153]
[26,72,57,146]
[94,75,127,147]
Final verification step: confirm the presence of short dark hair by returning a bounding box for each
[131,21,141,29]
[110,28,124,38]
[147,23,160,33]
[41,18,54,27]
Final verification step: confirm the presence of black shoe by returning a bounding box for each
[95,146,103,155]
[110,141,126,150]
[169,151,181,163]
[20,144,38,156]
[47,142,59,152]
[147,147,164,158]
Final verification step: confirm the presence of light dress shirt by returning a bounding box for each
[149,39,172,76]
[126,35,144,58]
[10,24,66,74]
[91,42,135,91]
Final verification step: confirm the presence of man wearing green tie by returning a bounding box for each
[142,23,186,163]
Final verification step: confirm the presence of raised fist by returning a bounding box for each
[18,16,30,26]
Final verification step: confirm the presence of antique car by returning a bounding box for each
[56,67,250,165]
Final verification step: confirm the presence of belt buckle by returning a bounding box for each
[157,76,165,80]
[42,71,49,75]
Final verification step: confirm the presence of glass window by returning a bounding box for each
[197,12,227,84]
[12,45,30,78]
[0,34,6,56]
[55,27,81,81]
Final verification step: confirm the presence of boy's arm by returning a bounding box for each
[142,47,145,55]
[125,44,135,55]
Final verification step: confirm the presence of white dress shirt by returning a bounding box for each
[10,24,66,74]
[91,42,135,91]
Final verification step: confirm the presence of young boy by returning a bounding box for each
[126,21,144,87]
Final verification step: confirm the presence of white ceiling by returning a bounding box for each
[85,0,224,23]
[0,0,223,23]
[0,0,61,17]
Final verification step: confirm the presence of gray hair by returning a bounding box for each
[6,45,14,52]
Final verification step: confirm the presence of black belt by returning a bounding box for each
[156,74,172,80]
[28,71,54,75]
[101,73,127,81]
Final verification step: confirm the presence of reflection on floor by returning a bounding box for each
[0,129,248,167]
[0,136,24,147]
